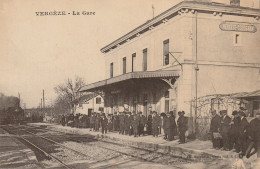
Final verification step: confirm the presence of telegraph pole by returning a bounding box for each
[41,98,42,110]
[43,90,45,109]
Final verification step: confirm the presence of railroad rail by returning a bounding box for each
[2,125,192,168]
[1,125,74,169]
[24,124,192,166]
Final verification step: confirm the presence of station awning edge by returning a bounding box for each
[80,70,180,92]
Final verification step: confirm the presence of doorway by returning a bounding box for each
[88,109,93,116]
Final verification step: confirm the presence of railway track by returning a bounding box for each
[2,124,192,168]
[24,124,192,166]
[1,125,78,169]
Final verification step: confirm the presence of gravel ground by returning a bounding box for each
[5,124,257,169]
[25,125,192,168]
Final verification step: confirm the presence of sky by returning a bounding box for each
[0,0,181,108]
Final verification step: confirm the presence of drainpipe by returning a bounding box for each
[194,11,199,136]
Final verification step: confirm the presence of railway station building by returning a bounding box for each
[72,93,104,115]
[80,0,260,133]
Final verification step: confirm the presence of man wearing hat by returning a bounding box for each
[152,111,161,137]
[131,114,139,137]
[100,113,108,134]
[124,112,131,135]
[138,112,147,136]
[95,113,101,132]
[113,112,119,131]
[107,114,113,132]
[230,111,241,152]
[246,111,260,158]
[177,111,188,144]
[160,113,167,140]
[119,112,125,134]
[210,110,222,149]
[238,110,249,156]
[220,110,231,150]
[165,111,177,141]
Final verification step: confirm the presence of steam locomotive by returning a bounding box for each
[0,106,25,125]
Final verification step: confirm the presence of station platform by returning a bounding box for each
[31,123,258,164]
[0,127,41,169]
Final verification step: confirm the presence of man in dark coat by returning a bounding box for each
[238,111,249,155]
[177,111,188,144]
[165,111,177,141]
[107,114,113,132]
[82,115,87,128]
[246,111,260,158]
[124,112,131,135]
[147,114,153,135]
[210,110,222,149]
[113,112,119,131]
[131,115,139,137]
[152,111,161,137]
[119,112,125,134]
[128,112,133,136]
[161,113,167,140]
[229,111,241,152]
[95,113,101,132]
[100,113,108,134]
[220,110,231,150]
[138,112,147,136]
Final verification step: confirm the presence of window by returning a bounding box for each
[96,97,101,104]
[234,33,241,46]
[123,57,126,74]
[165,90,169,98]
[230,0,240,6]
[163,39,169,65]
[235,34,239,44]
[165,90,170,113]
[110,62,113,78]
[165,100,169,113]
[143,48,147,71]
[132,53,136,72]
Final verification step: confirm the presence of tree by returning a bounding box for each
[53,95,71,115]
[53,76,86,114]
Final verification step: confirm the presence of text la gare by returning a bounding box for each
[71,11,95,15]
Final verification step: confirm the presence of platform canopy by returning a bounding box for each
[233,90,260,101]
[80,70,179,92]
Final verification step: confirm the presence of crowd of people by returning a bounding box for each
[59,108,259,158]
[60,111,189,143]
[210,109,260,158]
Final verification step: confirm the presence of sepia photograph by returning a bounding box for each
[0,0,259,168]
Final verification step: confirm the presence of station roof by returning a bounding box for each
[80,70,179,92]
[233,90,260,101]
[101,1,260,53]
[71,93,98,104]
